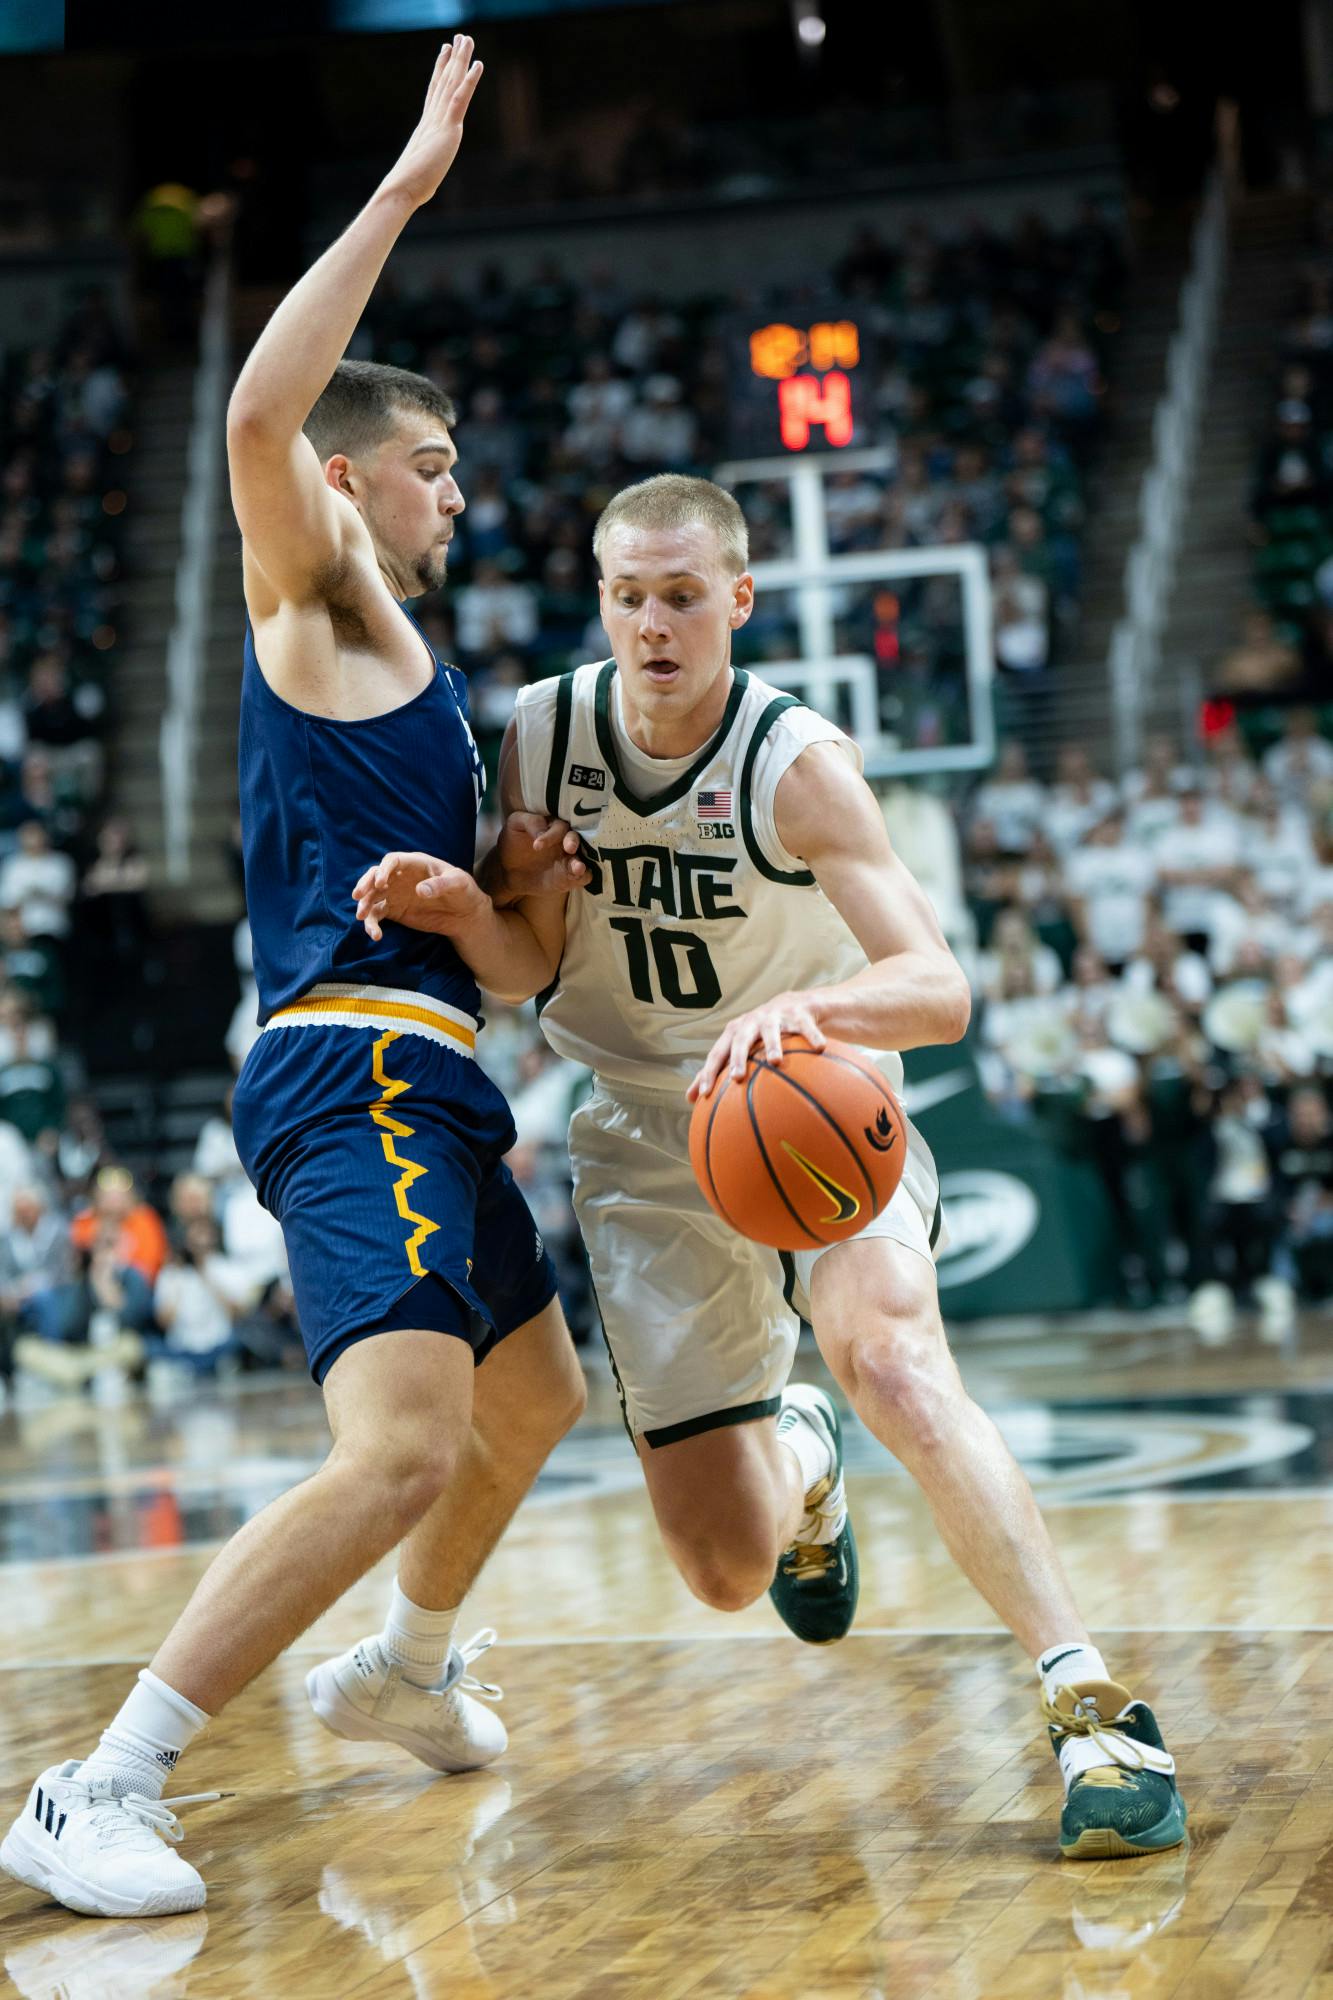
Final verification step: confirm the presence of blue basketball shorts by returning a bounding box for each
[231,985,559,1385]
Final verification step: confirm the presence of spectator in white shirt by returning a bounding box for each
[1209,874,1299,978]
[192,1087,243,1189]
[990,547,1049,674]
[0,1182,70,1326]
[620,375,697,468]
[0,822,76,940]
[1064,808,1158,970]
[219,1179,288,1292]
[610,299,682,374]
[1200,720,1259,811]
[1242,779,1315,912]
[1151,788,1241,947]
[1062,944,1117,1024]
[1123,733,1190,844]
[1301,818,1333,917]
[1262,708,1333,808]
[454,561,538,658]
[971,740,1046,855]
[564,353,633,461]
[153,1218,258,1369]
[1047,743,1116,855]
[977,905,1064,1002]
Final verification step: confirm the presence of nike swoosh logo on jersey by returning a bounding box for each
[572,802,600,817]
[780,1142,861,1225]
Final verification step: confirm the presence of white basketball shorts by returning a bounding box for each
[569,1076,945,1446]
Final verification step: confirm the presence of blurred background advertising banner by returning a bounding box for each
[902,1033,1119,1317]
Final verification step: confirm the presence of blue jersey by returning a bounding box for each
[238,608,485,1025]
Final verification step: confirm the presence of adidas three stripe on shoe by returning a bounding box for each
[0,1762,218,1917]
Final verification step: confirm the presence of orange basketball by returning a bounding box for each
[689,1034,907,1250]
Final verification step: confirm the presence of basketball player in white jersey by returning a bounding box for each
[353,474,1186,1860]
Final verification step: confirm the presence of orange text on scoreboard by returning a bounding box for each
[748,320,860,452]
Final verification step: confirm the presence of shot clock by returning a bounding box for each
[728,308,874,458]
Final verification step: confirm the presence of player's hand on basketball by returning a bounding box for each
[380,37,484,211]
[497,812,588,897]
[687,994,827,1103]
[353,851,486,941]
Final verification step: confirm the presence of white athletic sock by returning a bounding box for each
[381,1579,461,1689]
[79,1669,210,1799]
[1037,1641,1113,1705]
[776,1402,834,1501]
[776,1396,841,1545]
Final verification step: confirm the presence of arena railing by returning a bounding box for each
[160,240,230,884]
[1107,164,1228,775]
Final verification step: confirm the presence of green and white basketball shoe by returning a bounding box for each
[1045,1677,1188,1859]
[769,1384,859,1646]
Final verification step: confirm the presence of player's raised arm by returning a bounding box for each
[226,38,483,600]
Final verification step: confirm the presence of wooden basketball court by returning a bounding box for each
[1,1315,1331,1998]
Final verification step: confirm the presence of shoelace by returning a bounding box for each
[453,1627,503,1704]
[81,1789,226,1849]
[1040,1688,1158,1774]
[780,1540,839,1583]
[779,1474,846,1584]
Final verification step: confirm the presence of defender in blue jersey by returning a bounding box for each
[1,43,587,1923]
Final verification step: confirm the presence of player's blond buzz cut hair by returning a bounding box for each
[593,474,749,577]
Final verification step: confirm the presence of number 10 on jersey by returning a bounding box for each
[608,917,721,1011]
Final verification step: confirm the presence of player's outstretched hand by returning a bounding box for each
[353,851,487,941]
[497,812,588,898]
[380,37,484,212]
[686,993,827,1103]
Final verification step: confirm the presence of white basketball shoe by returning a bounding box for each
[0,1763,219,1917]
[305,1628,507,1772]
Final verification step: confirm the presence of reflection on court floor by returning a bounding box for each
[1,1310,1330,1997]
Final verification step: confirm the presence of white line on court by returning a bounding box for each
[9,1624,1333,1668]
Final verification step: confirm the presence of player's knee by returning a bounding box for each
[339,1427,460,1528]
[667,1531,774,1612]
[539,1344,588,1440]
[683,1556,770,1613]
[502,1344,587,1456]
[841,1316,956,1454]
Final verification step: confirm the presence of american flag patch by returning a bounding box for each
[696,789,733,820]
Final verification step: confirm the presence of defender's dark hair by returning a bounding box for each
[302,359,457,464]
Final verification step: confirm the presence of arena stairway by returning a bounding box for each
[1044,207,1195,763]
[110,328,250,928]
[1153,189,1311,728]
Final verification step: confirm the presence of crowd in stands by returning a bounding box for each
[21,199,1333,1398]
[0,291,301,1403]
[963,716,1333,1333]
[356,204,1124,769]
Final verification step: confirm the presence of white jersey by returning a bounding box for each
[513,661,903,1097]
